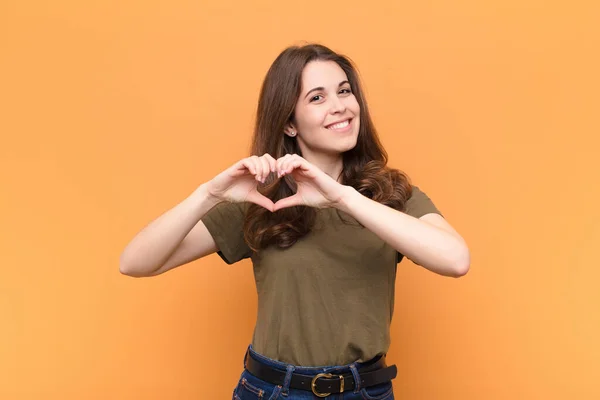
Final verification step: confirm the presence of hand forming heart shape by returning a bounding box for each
[206,154,348,212]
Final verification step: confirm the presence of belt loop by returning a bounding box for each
[243,345,250,369]
[349,363,361,393]
[281,364,295,396]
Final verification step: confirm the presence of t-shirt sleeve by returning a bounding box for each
[403,185,443,218]
[397,185,443,263]
[201,201,252,265]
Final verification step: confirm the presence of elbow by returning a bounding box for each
[119,261,135,277]
[119,264,146,278]
[119,257,160,278]
[119,264,134,276]
[450,245,471,278]
[119,253,143,277]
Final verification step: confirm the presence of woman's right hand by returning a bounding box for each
[205,154,277,211]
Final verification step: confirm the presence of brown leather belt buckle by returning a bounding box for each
[311,373,345,397]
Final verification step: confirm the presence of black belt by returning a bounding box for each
[245,351,397,398]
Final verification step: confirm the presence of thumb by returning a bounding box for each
[246,191,275,212]
[273,194,304,211]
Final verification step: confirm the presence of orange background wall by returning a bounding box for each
[1,1,598,399]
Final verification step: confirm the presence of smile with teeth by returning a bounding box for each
[326,119,351,130]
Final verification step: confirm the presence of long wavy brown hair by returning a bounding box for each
[243,43,413,252]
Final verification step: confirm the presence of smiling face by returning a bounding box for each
[287,60,361,159]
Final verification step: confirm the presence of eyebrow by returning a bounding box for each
[304,80,350,99]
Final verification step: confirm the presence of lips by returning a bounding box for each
[325,118,352,130]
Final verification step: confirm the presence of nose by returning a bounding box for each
[329,95,346,114]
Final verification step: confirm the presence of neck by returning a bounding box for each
[299,147,344,183]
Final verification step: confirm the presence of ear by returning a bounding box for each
[283,122,298,138]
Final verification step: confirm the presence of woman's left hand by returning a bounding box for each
[272,154,349,211]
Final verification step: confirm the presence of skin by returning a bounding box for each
[119,61,470,278]
[283,60,361,182]
[270,61,470,277]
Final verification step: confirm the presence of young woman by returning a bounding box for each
[120,43,470,399]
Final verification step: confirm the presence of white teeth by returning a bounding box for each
[327,120,350,130]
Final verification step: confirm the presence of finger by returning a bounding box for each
[287,156,314,177]
[277,154,291,164]
[281,159,293,175]
[282,156,303,175]
[273,193,303,211]
[258,156,270,182]
[296,160,313,175]
[277,154,292,177]
[285,159,305,174]
[246,191,274,212]
[240,159,256,176]
[229,162,248,177]
[250,156,263,182]
[262,153,277,173]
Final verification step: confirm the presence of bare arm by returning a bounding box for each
[119,184,221,277]
[119,154,277,277]
[337,186,470,277]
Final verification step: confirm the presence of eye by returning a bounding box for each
[339,87,352,95]
[310,94,323,102]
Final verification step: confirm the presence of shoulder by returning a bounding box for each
[404,185,443,218]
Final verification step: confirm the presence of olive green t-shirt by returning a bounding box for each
[201,186,441,366]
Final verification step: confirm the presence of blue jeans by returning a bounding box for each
[232,344,394,400]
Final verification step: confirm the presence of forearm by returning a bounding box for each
[336,187,469,277]
[119,184,221,275]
